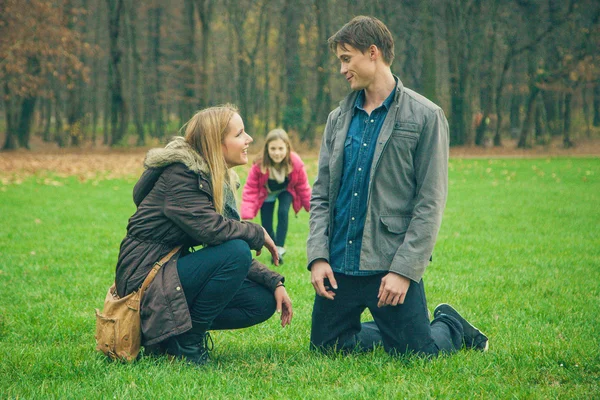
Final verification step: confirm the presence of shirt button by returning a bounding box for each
[176,286,181,291]
[358,168,362,171]
[363,143,367,146]
[370,119,374,123]
[349,240,353,244]
[351,217,355,221]
[354,193,358,196]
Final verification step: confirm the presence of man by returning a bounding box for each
[307,16,488,356]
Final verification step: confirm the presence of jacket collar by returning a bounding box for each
[144,136,210,175]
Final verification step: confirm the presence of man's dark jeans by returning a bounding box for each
[177,239,276,330]
[260,190,293,247]
[310,272,463,356]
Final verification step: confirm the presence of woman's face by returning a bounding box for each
[222,113,253,168]
[267,138,288,165]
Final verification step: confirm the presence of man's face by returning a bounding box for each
[336,43,375,91]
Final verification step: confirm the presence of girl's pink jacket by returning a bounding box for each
[241,152,311,220]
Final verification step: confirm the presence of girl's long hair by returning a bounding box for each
[260,128,293,174]
[184,104,238,214]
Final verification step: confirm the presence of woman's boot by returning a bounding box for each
[164,323,213,366]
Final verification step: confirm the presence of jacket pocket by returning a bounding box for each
[381,215,411,234]
[393,121,420,133]
[377,215,412,263]
[392,122,420,141]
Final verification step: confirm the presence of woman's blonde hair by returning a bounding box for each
[260,128,293,173]
[184,104,238,214]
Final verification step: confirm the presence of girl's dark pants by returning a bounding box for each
[260,190,293,247]
[176,239,276,331]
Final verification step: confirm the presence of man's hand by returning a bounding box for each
[256,227,279,266]
[310,260,338,300]
[274,285,293,327]
[377,272,410,308]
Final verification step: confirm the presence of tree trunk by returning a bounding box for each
[91,0,102,146]
[542,91,560,136]
[196,0,214,110]
[517,2,541,150]
[179,0,195,127]
[228,1,266,132]
[563,91,574,148]
[153,7,164,138]
[445,2,476,146]
[475,13,496,147]
[125,0,145,145]
[543,0,561,136]
[16,96,37,149]
[274,15,285,129]
[2,83,19,151]
[303,0,330,145]
[402,25,420,92]
[282,0,304,135]
[493,47,515,147]
[42,98,52,142]
[534,96,547,144]
[262,15,271,136]
[509,91,521,139]
[65,0,85,147]
[582,85,592,137]
[143,13,154,136]
[55,91,67,148]
[107,0,127,146]
[103,85,109,145]
[517,86,539,148]
[421,0,437,105]
[15,57,41,149]
[594,83,600,127]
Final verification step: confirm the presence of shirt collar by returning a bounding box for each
[353,77,398,114]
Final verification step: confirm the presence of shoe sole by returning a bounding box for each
[434,303,489,352]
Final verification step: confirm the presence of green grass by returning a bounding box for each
[0,157,599,399]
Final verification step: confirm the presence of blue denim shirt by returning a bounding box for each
[329,87,396,275]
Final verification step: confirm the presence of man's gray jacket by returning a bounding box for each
[307,77,449,282]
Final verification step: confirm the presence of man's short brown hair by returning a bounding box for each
[328,16,395,65]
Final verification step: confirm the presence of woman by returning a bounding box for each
[241,128,311,264]
[114,104,293,366]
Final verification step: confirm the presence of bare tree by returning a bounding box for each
[106,0,127,145]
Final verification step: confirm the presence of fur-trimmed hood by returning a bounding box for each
[135,136,240,210]
[144,136,209,175]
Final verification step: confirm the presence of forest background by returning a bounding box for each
[1,0,600,152]
[1,1,600,398]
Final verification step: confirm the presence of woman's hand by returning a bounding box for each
[256,227,280,266]
[274,285,293,327]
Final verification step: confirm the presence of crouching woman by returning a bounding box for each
[114,104,293,366]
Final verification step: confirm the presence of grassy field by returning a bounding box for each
[0,156,599,399]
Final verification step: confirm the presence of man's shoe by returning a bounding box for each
[434,303,489,351]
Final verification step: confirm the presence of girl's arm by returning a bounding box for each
[294,159,312,212]
[241,164,262,219]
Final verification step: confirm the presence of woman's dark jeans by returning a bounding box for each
[260,190,293,247]
[176,239,276,331]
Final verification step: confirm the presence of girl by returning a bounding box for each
[114,105,293,366]
[241,129,311,264]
